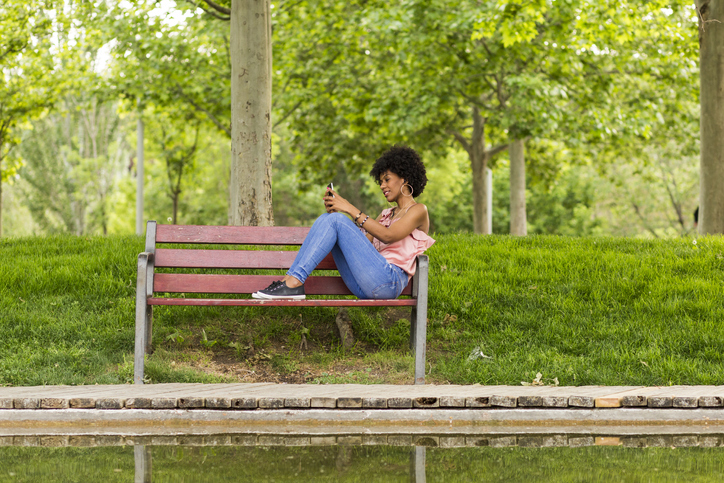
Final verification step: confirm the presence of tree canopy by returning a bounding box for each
[0,0,707,238]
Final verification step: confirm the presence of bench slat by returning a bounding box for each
[154,273,412,296]
[154,273,351,295]
[155,249,337,270]
[156,225,310,245]
[148,298,416,307]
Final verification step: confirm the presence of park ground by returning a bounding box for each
[1,233,723,388]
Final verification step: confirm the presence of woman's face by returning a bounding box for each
[379,170,406,203]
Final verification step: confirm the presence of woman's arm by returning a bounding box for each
[323,189,427,245]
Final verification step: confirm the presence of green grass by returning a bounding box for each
[1,234,723,386]
[428,235,724,386]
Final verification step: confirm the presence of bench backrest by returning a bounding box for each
[146,222,413,297]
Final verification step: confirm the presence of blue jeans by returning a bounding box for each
[287,213,408,299]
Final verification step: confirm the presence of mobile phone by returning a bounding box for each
[327,182,334,197]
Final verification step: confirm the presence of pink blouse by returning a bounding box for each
[371,207,435,279]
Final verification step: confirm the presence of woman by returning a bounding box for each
[252,145,434,300]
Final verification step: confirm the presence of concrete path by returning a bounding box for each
[2,384,724,439]
[2,383,724,410]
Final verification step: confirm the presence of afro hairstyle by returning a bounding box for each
[369,145,427,198]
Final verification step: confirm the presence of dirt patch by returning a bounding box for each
[168,348,412,385]
[158,307,417,385]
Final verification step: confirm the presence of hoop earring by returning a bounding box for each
[402,183,414,197]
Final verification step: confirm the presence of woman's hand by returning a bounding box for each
[323,189,356,215]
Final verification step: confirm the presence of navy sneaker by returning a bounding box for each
[252,280,306,300]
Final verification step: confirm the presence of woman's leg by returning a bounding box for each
[285,213,356,284]
[286,212,406,299]
[331,244,407,299]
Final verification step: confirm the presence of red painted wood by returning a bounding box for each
[155,249,337,270]
[148,297,416,307]
[153,273,412,296]
[155,225,310,245]
[154,274,351,295]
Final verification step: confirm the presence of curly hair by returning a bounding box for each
[369,145,427,198]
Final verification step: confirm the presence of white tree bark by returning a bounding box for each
[697,0,724,234]
[509,138,527,236]
[229,0,274,226]
[485,167,492,234]
[470,106,490,234]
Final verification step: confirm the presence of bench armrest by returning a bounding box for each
[137,252,155,298]
[412,254,429,299]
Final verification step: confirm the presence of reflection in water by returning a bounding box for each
[410,446,425,483]
[3,434,724,482]
[130,445,428,483]
[134,446,151,483]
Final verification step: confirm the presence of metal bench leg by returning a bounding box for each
[410,307,417,352]
[134,253,150,385]
[413,300,427,385]
[413,256,429,385]
[145,306,153,355]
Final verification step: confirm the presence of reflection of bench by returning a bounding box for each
[134,221,430,385]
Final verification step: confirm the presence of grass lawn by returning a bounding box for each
[1,233,723,386]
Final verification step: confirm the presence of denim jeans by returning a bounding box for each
[286,213,408,299]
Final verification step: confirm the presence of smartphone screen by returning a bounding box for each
[327,183,334,197]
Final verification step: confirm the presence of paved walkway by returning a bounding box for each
[2,383,724,410]
[2,383,724,436]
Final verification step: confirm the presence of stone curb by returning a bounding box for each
[2,395,724,410]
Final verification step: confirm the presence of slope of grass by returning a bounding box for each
[1,233,722,386]
[428,235,724,385]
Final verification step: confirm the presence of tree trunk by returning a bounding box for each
[229,0,274,226]
[470,106,490,235]
[697,0,724,234]
[509,138,527,236]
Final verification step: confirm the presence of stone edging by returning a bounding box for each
[3,394,723,410]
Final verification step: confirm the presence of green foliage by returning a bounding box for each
[18,101,128,235]
[106,0,231,137]
[267,0,700,234]
[422,146,602,235]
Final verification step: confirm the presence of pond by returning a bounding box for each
[2,433,724,482]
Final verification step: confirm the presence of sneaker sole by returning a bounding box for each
[252,292,306,300]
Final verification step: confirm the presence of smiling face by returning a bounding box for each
[379,170,407,204]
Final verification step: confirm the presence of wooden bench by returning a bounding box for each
[134,221,430,385]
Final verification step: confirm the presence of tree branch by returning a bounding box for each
[478,37,494,60]
[657,159,685,229]
[486,143,509,157]
[447,130,471,156]
[273,99,303,128]
[200,0,230,15]
[278,0,305,13]
[176,87,231,137]
[631,201,660,238]
[186,0,230,20]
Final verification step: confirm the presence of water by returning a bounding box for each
[2,433,724,482]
